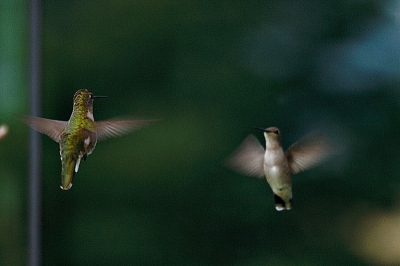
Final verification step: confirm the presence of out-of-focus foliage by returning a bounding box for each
[0,0,27,265]
[1,0,400,265]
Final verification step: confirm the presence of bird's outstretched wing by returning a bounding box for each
[225,134,265,178]
[286,132,332,174]
[95,119,155,141]
[18,115,67,143]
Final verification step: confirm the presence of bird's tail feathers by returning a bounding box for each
[274,194,292,211]
[60,157,76,190]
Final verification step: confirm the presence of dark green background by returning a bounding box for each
[1,1,400,265]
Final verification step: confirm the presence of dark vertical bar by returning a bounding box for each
[28,0,42,265]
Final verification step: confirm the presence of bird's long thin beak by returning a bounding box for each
[254,127,267,132]
[92,95,108,99]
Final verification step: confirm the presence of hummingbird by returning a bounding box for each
[0,124,8,140]
[20,89,154,190]
[226,127,331,211]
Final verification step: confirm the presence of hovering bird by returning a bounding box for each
[226,127,331,211]
[0,124,8,140]
[20,89,154,190]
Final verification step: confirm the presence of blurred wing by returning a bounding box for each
[225,134,265,178]
[19,115,66,143]
[286,132,332,174]
[95,119,155,141]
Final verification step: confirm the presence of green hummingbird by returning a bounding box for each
[226,127,331,211]
[20,89,154,190]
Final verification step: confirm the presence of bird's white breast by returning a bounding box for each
[86,111,94,121]
[263,148,289,183]
[84,136,91,146]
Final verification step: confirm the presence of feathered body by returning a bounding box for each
[263,130,293,210]
[58,91,98,190]
[21,89,154,190]
[226,127,331,211]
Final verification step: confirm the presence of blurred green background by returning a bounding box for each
[1,0,400,265]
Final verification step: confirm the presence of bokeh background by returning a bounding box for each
[1,0,400,265]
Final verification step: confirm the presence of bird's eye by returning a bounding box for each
[274,130,279,134]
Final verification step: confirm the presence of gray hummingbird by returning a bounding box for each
[226,127,331,211]
[20,89,155,190]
